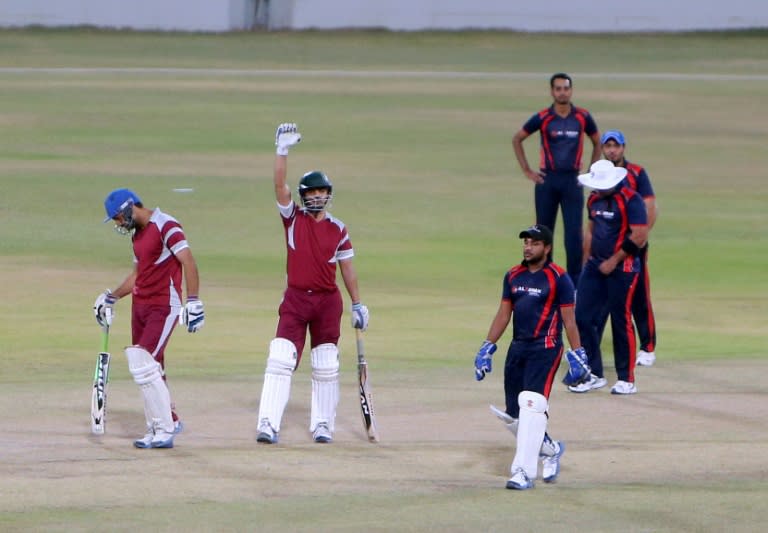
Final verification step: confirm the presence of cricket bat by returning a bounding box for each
[355,329,379,443]
[90,320,111,435]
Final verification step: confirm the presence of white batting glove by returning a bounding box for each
[180,298,205,333]
[93,290,116,327]
[351,302,369,331]
[275,122,301,156]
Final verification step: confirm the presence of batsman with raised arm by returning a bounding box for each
[94,188,204,449]
[474,224,589,490]
[256,123,369,445]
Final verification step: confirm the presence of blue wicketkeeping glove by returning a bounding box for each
[563,347,591,385]
[474,340,497,381]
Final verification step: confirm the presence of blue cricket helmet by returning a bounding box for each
[103,188,141,222]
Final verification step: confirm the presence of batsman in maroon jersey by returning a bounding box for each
[94,188,204,449]
[256,123,369,445]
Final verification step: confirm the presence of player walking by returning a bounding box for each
[94,188,204,448]
[600,130,658,366]
[512,72,601,283]
[571,160,648,395]
[255,123,369,445]
[474,224,589,490]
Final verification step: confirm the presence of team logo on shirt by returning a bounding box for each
[593,209,615,219]
[513,286,543,297]
[550,130,580,138]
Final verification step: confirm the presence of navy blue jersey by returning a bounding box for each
[501,261,576,348]
[522,105,598,173]
[623,160,655,199]
[586,186,648,272]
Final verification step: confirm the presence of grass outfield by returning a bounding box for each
[0,29,767,531]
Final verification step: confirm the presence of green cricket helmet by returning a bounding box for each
[297,171,333,212]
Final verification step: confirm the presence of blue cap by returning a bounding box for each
[103,188,141,222]
[601,130,626,145]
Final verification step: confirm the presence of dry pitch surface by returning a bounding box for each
[2,359,767,532]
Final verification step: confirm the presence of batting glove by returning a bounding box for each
[180,298,205,333]
[275,122,301,156]
[563,347,591,386]
[474,340,497,381]
[93,290,116,327]
[351,302,369,331]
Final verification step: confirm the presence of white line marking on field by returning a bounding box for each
[0,67,766,82]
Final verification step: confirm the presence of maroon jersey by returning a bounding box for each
[279,201,354,292]
[131,209,187,306]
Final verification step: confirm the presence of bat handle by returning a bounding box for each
[355,328,365,361]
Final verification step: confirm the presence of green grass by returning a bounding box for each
[0,28,767,531]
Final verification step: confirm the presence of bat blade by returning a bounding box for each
[91,326,111,435]
[91,352,111,434]
[356,330,379,443]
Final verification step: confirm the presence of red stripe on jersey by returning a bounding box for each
[573,109,588,170]
[539,114,556,170]
[543,345,565,399]
[533,267,558,347]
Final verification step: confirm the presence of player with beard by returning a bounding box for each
[474,224,587,490]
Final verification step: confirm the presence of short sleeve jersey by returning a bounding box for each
[586,186,648,272]
[522,105,598,173]
[501,261,576,349]
[131,208,187,306]
[279,201,354,292]
[623,160,655,200]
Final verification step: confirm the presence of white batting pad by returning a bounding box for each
[310,343,339,432]
[511,391,549,479]
[125,346,174,433]
[257,338,297,432]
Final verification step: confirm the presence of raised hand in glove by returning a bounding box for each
[563,347,591,385]
[351,302,369,330]
[93,290,116,327]
[275,122,301,156]
[474,340,497,381]
[180,298,205,333]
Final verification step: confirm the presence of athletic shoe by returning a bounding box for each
[150,429,175,449]
[636,350,656,367]
[133,428,154,449]
[568,373,607,393]
[257,418,278,444]
[506,467,534,490]
[610,380,638,395]
[541,441,565,483]
[313,422,333,443]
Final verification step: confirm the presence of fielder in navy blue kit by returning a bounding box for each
[512,73,601,283]
[571,160,648,395]
[600,130,658,367]
[474,224,590,490]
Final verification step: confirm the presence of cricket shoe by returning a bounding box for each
[506,467,534,490]
[610,380,638,395]
[636,350,656,367]
[541,441,565,483]
[568,373,607,393]
[134,425,175,449]
[256,418,279,444]
[313,422,333,443]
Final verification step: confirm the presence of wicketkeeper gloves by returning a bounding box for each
[474,340,497,381]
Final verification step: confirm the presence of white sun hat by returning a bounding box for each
[578,160,628,190]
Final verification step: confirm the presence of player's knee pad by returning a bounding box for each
[266,337,297,376]
[311,343,339,381]
[518,391,548,414]
[125,346,163,386]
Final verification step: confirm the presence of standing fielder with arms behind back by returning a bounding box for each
[600,130,658,367]
[512,73,601,283]
[94,188,204,448]
[474,224,590,490]
[255,123,369,445]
